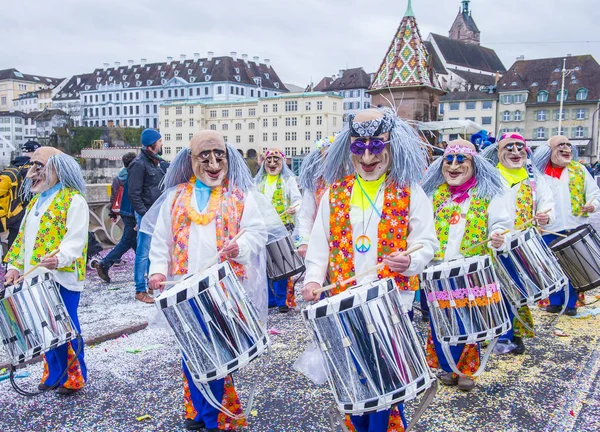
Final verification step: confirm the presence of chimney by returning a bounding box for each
[207,51,214,61]
[567,53,572,57]
[193,52,200,61]
[231,51,237,61]
[242,53,248,64]
[339,69,345,77]
[331,74,337,81]
[180,54,186,62]
[114,61,121,69]
[264,58,271,67]
[141,58,147,67]
[128,59,134,67]
[494,71,500,86]
[516,55,525,61]
[103,62,109,71]
[167,56,173,65]
[253,56,260,63]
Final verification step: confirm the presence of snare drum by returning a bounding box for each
[302,278,434,415]
[0,273,78,366]
[494,227,567,307]
[266,235,305,281]
[156,261,270,384]
[549,224,600,292]
[421,256,511,376]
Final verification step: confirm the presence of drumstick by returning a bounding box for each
[11,249,60,285]
[159,229,247,286]
[279,203,299,215]
[539,229,568,238]
[575,200,595,217]
[462,229,511,255]
[514,208,552,231]
[313,244,424,295]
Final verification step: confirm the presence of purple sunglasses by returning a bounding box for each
[350,139,389,156]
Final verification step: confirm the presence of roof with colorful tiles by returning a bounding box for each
[370,0,442,92]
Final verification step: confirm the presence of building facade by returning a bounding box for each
[52,53,288,131]
[313,68,374,122]
[0,111,26,167]
[497,55,600,161]
[34,109,70,145]
[0,68,62,112]
[438,91,497,141]
[159,92,343,161]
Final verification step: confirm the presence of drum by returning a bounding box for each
[266,234,305,281]
[549,224,600,292]
[155,261,269,384]
[421,256,511,376]
[494,227,567,307]
[0,273,78,366]
[302,278,434,415]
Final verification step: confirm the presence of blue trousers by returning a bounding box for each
[134,213,151,293]
[542,232,578,309]
[498,254,523,341]
[41,285,87,387]
[183,361,225,429]
[268,277,288,307]
[350,405,406,432]
[429,311,480,374]
[102,215,137,268]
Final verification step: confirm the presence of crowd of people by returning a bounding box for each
[1,106,599,432]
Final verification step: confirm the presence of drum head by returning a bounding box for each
[549,224,592,251]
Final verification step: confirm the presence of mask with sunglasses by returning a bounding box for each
[498,141,527,170]
[350,137,391,181]
[441,152,474,187]
[350,138,388,156]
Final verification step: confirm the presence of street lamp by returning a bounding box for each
[558,58,576,133]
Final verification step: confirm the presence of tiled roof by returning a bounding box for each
[498,55,600,105]
[430,34,506,73]
[34,109,69,121]
[14,91,38,100]
[53,73,95,100]
[0,111,26,118]
[323,68,373,91]
[370,14,442,91]
[312,77,333,92]
[423,41,448,75]
[53,56,287,101]
[447,68,496,86]
[0,68,62,87]
[440,90,496,101]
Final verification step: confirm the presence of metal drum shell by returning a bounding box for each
[265,235,305,281]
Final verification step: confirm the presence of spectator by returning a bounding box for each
[0,140,40,251]
[127,129,166,303]
[246,148,260,176]
[94,152,137,283]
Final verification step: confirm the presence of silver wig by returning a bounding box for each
[532,142,579,171]
[254,157,294,184]
[421,154,504,199]
[298,148,326,193]
[321,107,428,187]
[161,143,254,192]
[481,143,543,177]
[21,153,86,199]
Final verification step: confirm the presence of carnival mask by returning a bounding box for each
[498,140,527,170]
[442,141,476,186]
[549,135,573,167]
[265,149,284,175]
[350,111,392,181]
[26,147,61,194]
[191,132,229,188]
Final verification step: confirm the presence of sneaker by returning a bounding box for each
[278,305,290,313]
[421,311,430,323]
[135,292,155,304]
[564,308,578,317]
[512,337,526,355]
[38,383,51,391]
[184,419,206,431]
[57,386,79,395]
[96,263,111,283]
[439,372,458,386]
[545,305,561,314]
[458,377,475,392]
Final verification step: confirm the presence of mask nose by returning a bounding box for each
[362,149,376,163]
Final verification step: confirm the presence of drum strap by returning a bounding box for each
[200,379,259,421]
[406,380,438,432]
[441,338,499,378]
[327,404,350,432]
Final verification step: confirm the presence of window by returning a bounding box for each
[503,111,511,122]
[164,119,169,128]
[204,87,209,95]
[175,106,182,115]
[537,91,549,103]
[273,104,278,113]
[273,132,278,141]
[285,101,298,112]
[333,117,337,126]
[189,106,194,114]
[285,132,291,141]
[223,136,228,143]
[189,119,194,127]
[189,133,194,140]
[235,109,242,117]
[222,110,229,118]
[537,127,546,139]
[575,126,585,138]
[176,146,183,153]
[176,133,182,141]
[263,105,268,113]
[555,110,566,121]
[285,147,292,155]
[576,108,587,120]
[209,124,216,130]
[316,116,323,125]
[217,86,223,95]
[236,135,241,144]
[305,131,311,141]
[164,107,169,115]
[135,106,140,115]
[439,103,445,115]
[363,102,370,109]
[465,117,475,122]
[222,124,228,131]
[501,95,513,104]
[514,110,522,121]
[263,133,268,142]
[249,108,256,116]
[305,117,311,126]
[249,135,254,143]
[317,101,323,110]
[249,122,255,130]
[537,110,547,121]
[449,102,460,110]
[316,131,322,140]
[210,110,217,119]
[165,134,171,141]
[481,117,492,125]
[235,123,242,130]
[557,90,568,102]
[263,119,269,128]
[576,88,589,101]
[465,101,476,110]
[513,94,524,104]
[164,147,171,155]
[306,102,312,111]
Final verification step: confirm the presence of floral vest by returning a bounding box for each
[169,180,246,278]
[328,175,418,294]
[515,182,534,227]
[4,188,87,280]
[261,175,293,225]
[567,161,588,216]
[432,183,490,260]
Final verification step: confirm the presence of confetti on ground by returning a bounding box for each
[136,414,151,421]
[268,328,282,335]
[554,329,569,337]
[250,409,258,417]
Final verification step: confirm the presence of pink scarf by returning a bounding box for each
[449,177,477,204]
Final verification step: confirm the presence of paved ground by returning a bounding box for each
[1,234,600,431]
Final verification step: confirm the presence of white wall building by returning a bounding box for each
[0,111,25,167]
[313,68,374,122]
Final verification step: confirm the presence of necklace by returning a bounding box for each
[355,176,383,254]
[185,177,223,225]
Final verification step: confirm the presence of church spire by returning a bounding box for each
[404,0,415,17]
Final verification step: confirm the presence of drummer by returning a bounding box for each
[481,132,555,354]
[296,136,334,258]
[255,148,302,312]
[421,139,511,391]
[533,135,600,316]
[147,131,268,432]
[4,147,89,395]
[302,107,438,432]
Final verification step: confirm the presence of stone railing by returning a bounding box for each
[86,184,123,248]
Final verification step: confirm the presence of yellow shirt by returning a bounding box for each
[351,174,387,211]
[497,163,528,186]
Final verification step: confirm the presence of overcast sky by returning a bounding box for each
[3,0,600,86]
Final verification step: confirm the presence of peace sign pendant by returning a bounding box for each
[355,235,372,254]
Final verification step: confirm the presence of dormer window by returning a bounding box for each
[205,75,212,81]
[174,70,179,76]
[551,80,558,86]
[96,71,100,75]
[234,75,241,82]
[124,82,130,88]
[253,77,262,86]
[510,81,517,86]
[265,73,270,79]
[188,69,193,75]
[537,90,549,103]
[135,74,140,79]
[531,82,538,87]
[185,63,190,68]
[161,71,166,77]
[96,84,101,89]
[161,79,167,85]
[575,66,581,71]
[274,82,280,89]
[158,65,162,70]
[146,67,150,71]
[576,88,589,100]
[96,77,102,83]
[215,60,220,65]
[122,75,127,80]
[190,77,196,83]
[136,81,142,86]
[235,67,240,74]
[202,68,208,73]
[554,68,561,73]
[109,76,114,82]
[85,85,91,90]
